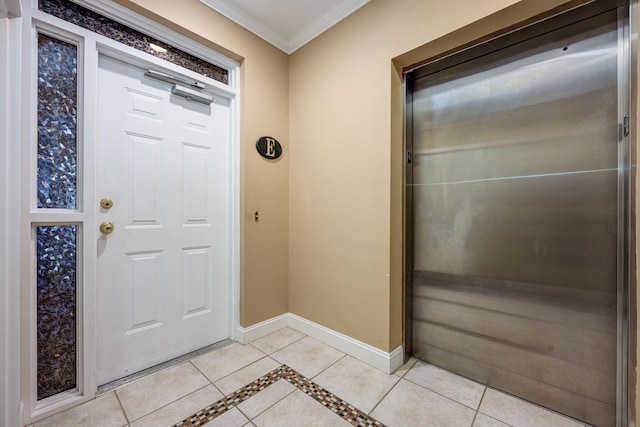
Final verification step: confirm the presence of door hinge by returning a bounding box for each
[407,151,412,164]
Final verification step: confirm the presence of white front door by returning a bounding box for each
[96,54,230,385]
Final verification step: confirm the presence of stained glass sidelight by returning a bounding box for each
[37,34,78,209]
[36,225,77,400]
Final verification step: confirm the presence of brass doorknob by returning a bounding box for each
[100,198,114,209]
[100,222,114,235]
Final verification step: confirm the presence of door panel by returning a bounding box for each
[97,55,230,384]
[409,9,623,427]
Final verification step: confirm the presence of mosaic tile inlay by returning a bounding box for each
[175,364,385,427]
[36,225,77,400]
[37,33,78,209]
[39,0,229,84]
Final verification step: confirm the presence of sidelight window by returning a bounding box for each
[35,32,79,400]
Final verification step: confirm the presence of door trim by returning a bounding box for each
[1,11,23,427]
[11,1,240,424]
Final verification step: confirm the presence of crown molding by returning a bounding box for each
[199,0,290,52]
[288,0,369,53]
[199,0,370,54]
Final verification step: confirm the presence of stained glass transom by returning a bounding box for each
[39,0,229,84]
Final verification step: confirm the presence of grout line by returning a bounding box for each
[188,360,216,388]
[113,389,131,426]
[235,404,251,421]
[400,361,488,412]
[211,381,225,398]
[476,412,515,427]
[133,383,213,424]
[480,384,583,427]
[312,352,347,380]
[263,332,309,356]
[97,339,233,395]
[188,359,228,405]
[367,375,401,415]
[470,410,479,427]
[469,388,487,426]
[187,345,269,386]
[477,387,487,411]
[364,350,412,415]
[206,355,269,388]
[235,379,296,421]
[394,357,417,380]
[281,330,308,347]
[401,374,485,411]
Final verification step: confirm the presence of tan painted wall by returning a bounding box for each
[288,0,615,353]
[106,0,639,420]
[115,8,638,417]
[290,0,638,418]
[288,0,534,352]
[114,0,290,327]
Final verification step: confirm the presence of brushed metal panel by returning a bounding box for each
[410,9,622,427]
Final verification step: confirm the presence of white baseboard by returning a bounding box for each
[237,313,404,374]
[236,313,289,344]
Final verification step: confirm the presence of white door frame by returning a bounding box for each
[5,1,240,424]
[1,9,23,427]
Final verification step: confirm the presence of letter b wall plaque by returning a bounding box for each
[256,136,282,160]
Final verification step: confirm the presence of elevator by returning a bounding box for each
[404,2,632,426]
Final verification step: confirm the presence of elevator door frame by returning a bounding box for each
[402,1,636,426]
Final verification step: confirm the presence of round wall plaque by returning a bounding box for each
[256,136,282,160]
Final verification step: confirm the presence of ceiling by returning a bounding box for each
[199,0,370,54]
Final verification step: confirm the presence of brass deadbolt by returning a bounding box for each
[100,198,114,209]
[100,222,115,235]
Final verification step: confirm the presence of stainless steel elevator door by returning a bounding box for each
[409,10,623,427]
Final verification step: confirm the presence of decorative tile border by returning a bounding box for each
[39,0,229,84]
[174,364,385,427]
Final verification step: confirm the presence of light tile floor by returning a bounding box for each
[31,327,588,427]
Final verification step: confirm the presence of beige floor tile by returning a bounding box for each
[479,389,583,427]
[253,389,352,427]
[116,362,209,422]
[250,327,306,354]
[203,408,249,426]
[313,355,399,413]
[192,343,266,382]
[270,336,344,378]
[29,392,127,427]
[473,413,512,427]
[393,357,417,378]
[130,385,222,427]
[404,361,486,409]
[370,379,476,427]
[214,357,281,395]
[238,379,297,419]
